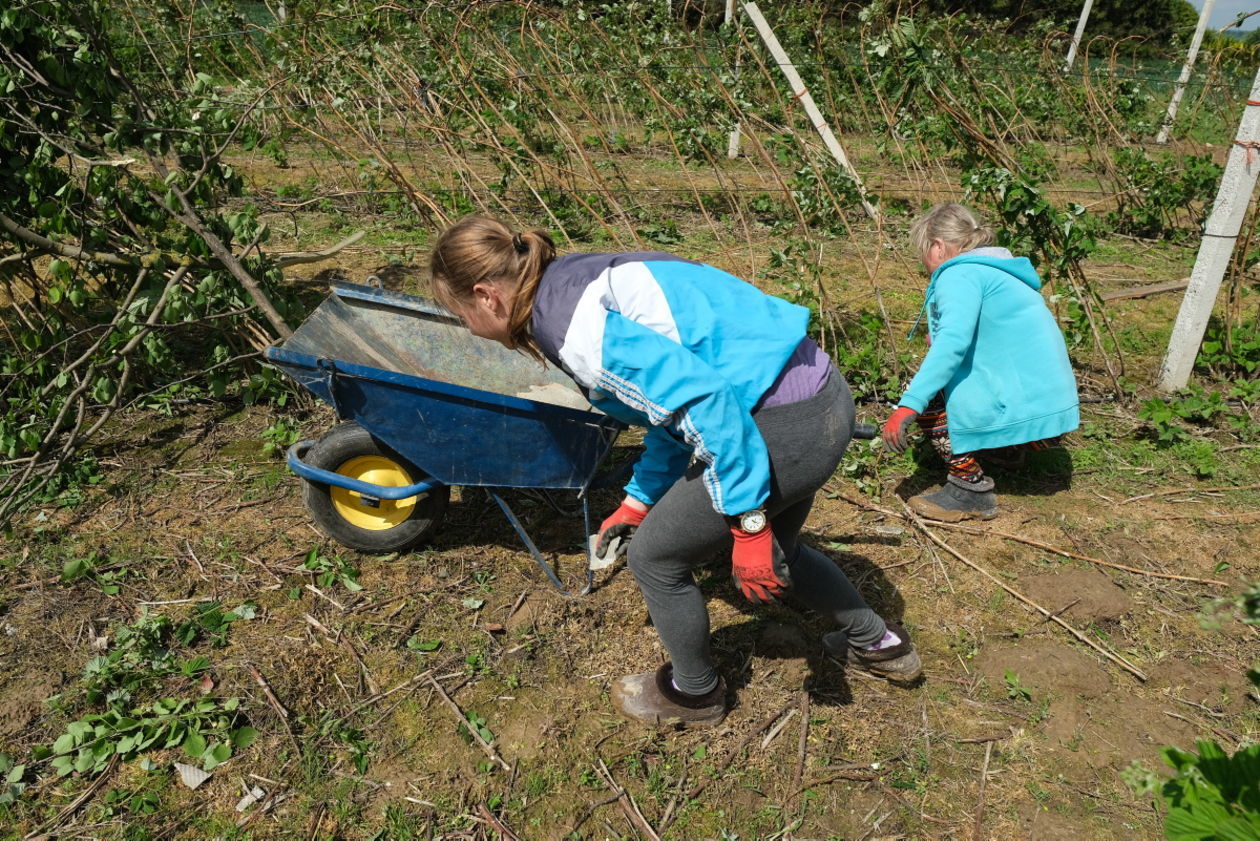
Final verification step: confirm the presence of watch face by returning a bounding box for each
[741,510,767,533]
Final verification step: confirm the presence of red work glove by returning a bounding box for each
[730,527,791,604]
[881,406,919,454]
[595,499,648,559]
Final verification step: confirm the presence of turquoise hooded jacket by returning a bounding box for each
[899,247,1079,453]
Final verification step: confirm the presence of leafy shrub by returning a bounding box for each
[1138,385,1230,446]
[1107,149,1222,239]
[1198,320,1260,379]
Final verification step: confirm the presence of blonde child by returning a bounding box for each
[882,203,1079,520]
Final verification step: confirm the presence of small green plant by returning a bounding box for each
[405,636,442,652]
[636,220,684,245]
[98,786,160,819]
[173,600,258,649]
[1004,669,1033,703]
[39,697,255,776]
[458,711,494,746]
[77,613,211,709]
[1198,319,1260,379]
[0,754,27,806]
[303,547,365,592]
[261,418,302,457]
[838,436,883,498]
[1138,385,1233,447]
[61,552,130,595]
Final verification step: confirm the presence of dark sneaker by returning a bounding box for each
[611,663,727,728]
[824,621,922,685]
[907,475,997,522]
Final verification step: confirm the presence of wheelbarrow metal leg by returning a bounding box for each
[487,490,593,597]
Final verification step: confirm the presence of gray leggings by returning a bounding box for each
[625,371,887,695]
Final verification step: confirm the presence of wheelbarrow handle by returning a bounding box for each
[853,422,878,440]
[286,441,443,500]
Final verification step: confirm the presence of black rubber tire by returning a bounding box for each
[300,422,449,553]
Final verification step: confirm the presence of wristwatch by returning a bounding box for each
[733,508,768,534]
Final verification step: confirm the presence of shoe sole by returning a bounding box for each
[611,675,727,728]
[826,651,923,685]
[907,496,997,522]
[850,664,923,685]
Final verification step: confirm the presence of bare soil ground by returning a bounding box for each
[1,136,1257,838]
[1,309,1256,839]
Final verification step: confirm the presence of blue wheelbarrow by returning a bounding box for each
[264,281,626,594]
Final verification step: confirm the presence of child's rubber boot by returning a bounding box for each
[908,475,997,522]
[823,621,922,685]
[611,663,727,728]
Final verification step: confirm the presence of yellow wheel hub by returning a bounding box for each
[331,455,419,530]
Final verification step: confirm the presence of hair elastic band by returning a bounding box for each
[511,232,527,253]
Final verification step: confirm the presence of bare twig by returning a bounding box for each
[971,741,993,841]
[829,489,1227,587]
[476,802,522,841]
[761,708,798,750]
[924,520,1230,587]
[273,231,366,267]
[674,703,791,805]
[348,669,434,715]
[427,675,511,772]
[791,690,810,803]
[596,759,661,841]
[1122,483,1260,505]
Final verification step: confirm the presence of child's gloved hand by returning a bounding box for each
[595,499,648,560]
[881,406,919,453]
[730,527,791,604]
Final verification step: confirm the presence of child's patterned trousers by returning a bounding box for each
[917,394,1057,484]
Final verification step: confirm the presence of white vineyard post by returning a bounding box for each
[726,0,743,158]
[1157,67,1260,392]
[1156,0,1216,144]
[1063,0,1095,72]
[740,1,878,221]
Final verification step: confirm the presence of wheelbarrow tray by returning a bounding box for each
[265,282,622,491]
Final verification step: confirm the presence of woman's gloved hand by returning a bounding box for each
[881,406,919,453]
[595,498,648,560]
[730,527,791,604]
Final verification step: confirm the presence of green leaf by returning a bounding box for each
[1165,801,1235,839]
[182,731,207,758]
[226,602,257,620]
[231,726,258,749]
[61,558,90,580]
[1216,817,1260,841]
[73,750,95,774]
[202,743,232,771]
[406,637,441,652]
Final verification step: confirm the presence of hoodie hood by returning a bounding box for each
[931,247,1041,291]
[907,247,1041,339]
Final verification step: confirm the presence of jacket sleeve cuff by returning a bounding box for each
[899,392,929,414]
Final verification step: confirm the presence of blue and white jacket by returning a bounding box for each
[531,252,810,515]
